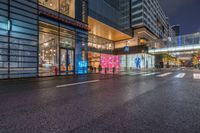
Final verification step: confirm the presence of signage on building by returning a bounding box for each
[124,46,130,53]
[39,7,89,31]
[78,61,88,68]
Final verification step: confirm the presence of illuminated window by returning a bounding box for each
[39,0,59,12]
[39,22,76,76]
[39,22,59,76]
[39,0,75,18]
[60,0,75,18]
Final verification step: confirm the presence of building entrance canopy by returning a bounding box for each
[88,17,132,41]
[148,32,200,54]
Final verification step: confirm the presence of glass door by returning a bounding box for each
[60,49,75,75]
[67,50,75,75]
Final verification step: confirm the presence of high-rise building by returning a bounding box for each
[114,0,175,71]
[131,0,173,38]
[172,25,181,36]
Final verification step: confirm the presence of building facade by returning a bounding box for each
[131,0,172,38]
[0,0,88,79]
[172,25,181,36]
[87,0,132,73]
[0,0,175,79]
[113,0,175,71]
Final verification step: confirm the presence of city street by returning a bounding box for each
[1,69,200,133]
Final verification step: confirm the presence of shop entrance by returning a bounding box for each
[60,49,75,75]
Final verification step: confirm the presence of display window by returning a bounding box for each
[60,0,75,18]
[39,24,59,76]
[39,0,59,12]
[120,54,155,71]
[39,0,75,18]
[39,22,75,76]
[88,52,120,74]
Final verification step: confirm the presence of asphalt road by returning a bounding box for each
[0,70,200,133]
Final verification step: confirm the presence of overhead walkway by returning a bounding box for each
[148,32,200,54]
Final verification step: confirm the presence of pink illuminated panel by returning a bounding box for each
[100,54,120,73]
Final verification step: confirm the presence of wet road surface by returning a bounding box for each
[0,70,200,133]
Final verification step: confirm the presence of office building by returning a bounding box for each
[114,0,175,71]
[172,25,181,36]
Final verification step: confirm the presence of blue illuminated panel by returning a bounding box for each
[75,31,88,74]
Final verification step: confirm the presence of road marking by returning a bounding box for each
[56,80,100,88]
[157,72,172,77]
[174,73,185,78]
[193,73,200,79]
[143,72,160,76]
[128,72,147,76]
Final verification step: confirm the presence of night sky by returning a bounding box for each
[158,0,200,35]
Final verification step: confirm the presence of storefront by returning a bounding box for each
[39,22,77,76]
[120,54,155,71]
[0,0,88,79]
[87,34,121,74]
[88,52,120,74]
[114,39,155,71]
[38,0,89,77]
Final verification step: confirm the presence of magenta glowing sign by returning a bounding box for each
[100,54,120,69]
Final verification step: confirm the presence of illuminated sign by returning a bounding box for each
[39,7,89,31]
[77,61,88,74]
[78,61,87,68]
[124,46,130,53]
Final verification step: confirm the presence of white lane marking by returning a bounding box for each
[128,72,147,76]
[120,73,128,75]
[56,80,100,88]
[174,73,185,78]
[157,72,172,77]
[193,73,200,79]
[143,72,160,76]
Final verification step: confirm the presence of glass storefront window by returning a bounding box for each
[39,32,59,76]
[60,0,75,18]
[39,22,59,76]
[60,27,75,48]
[88,52,120,74]
[39,22,77,76]
[39,0,59,12]
[39,0,75,18]
[119,54,155,71]
[88,34,115,52]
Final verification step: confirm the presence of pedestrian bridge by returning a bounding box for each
[148,32,200,54]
